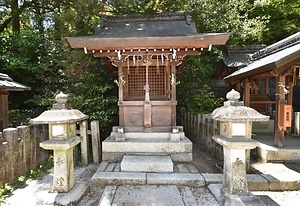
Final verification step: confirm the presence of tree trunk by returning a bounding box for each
[11,0,20,33]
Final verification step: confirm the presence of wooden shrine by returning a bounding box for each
[224,32,300,147]
[67,13,230,132]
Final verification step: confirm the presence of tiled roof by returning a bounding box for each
[0,73,30,91]
[222,45,266,68]
[252,32,300,60]
[95,12,198,38]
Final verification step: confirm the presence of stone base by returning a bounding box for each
[102,132,193,162]
[121,155,173,173]
[54,182,89,206]
[208,184,266,206]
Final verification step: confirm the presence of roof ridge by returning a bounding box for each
[252,32,300,60]
[100,12,191,28]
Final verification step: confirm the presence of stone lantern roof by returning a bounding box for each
[209,89,269,122]
[30,92,88,124]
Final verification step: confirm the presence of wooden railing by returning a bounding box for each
[179,108,223,160]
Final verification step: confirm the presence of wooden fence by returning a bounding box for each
[180,108,223,160]
[0,120,101,187]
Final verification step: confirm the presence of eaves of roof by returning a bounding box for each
[224,43,300,81]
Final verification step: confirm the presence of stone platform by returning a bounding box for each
[252,133,300,163]
[102,132,193,162]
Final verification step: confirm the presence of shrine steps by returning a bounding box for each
[91,161,205,187]
[102,132,193,162]
[120,155,174,173]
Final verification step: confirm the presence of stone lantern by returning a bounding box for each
[30,92,88,193]
[208,89,269,206]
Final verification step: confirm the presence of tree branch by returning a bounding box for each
[0,17,12,33]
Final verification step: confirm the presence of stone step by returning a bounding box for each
[102,136,193,162]
[121,155,173,173]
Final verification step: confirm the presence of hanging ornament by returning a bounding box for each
[161,54,164,65]
[156,54,159,74]
[172,49,177,59]
[136,55,139,74]
[127,56,130,74]
[117,50,121,60]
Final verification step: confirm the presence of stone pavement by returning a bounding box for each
[3,147,300,206]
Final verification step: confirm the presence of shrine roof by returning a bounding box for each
[224,32,300,81]
[223,45,265,69]
[0,73,30,91]
[95,12,199,38]
[66,12,230,51]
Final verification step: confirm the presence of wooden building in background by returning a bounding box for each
[0,73,30,131]
[224,32,300,147]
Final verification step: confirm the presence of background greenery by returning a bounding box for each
[0,0,299,133]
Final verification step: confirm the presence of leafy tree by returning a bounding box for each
[102,0,189,14]
[250,0,300,44]
[191,0,269,45]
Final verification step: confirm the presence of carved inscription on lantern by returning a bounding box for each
[56,177,65,187]
[56,157,64,167]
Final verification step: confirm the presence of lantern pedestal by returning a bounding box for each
[40,136,80,192]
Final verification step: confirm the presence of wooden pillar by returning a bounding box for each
[144,57,152,128]
[0,90,9,131]
[265,77,269,94]
[117,61,124,126]
[243,78,250,106]
[171,61,177,126]
[275,75,285,147]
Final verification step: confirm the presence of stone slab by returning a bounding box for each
[107,185,185,206]
[121,155,173,172]
[256,146,300,162]
[202,173,223,185]
[251,163,300,190]
[102,137,192,153]
[98,186,116,206]
[247,174,269,191]
[54,182,89,206]
[213,135,260,149]
[102,152,193,162]
[178,186,198,206]
[208,184,266,206]
[147,173,205,187]
[96,162,108,172]
[91,172,146,186]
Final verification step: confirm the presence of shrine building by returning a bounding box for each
[67,12,230,163]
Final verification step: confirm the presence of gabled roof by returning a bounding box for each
[67,12,230,52]
[95,12,199,38]
[223,45,266,69]
[0,73,30,91]
[224,32,300,81]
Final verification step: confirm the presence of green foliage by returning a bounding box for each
[62,57,118,137]
[186,86,224,114]
[103,0,189,14]
[177,53,224,114]
[250,0,300,44]
[191,0,269,45]
[0,184,13,205]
